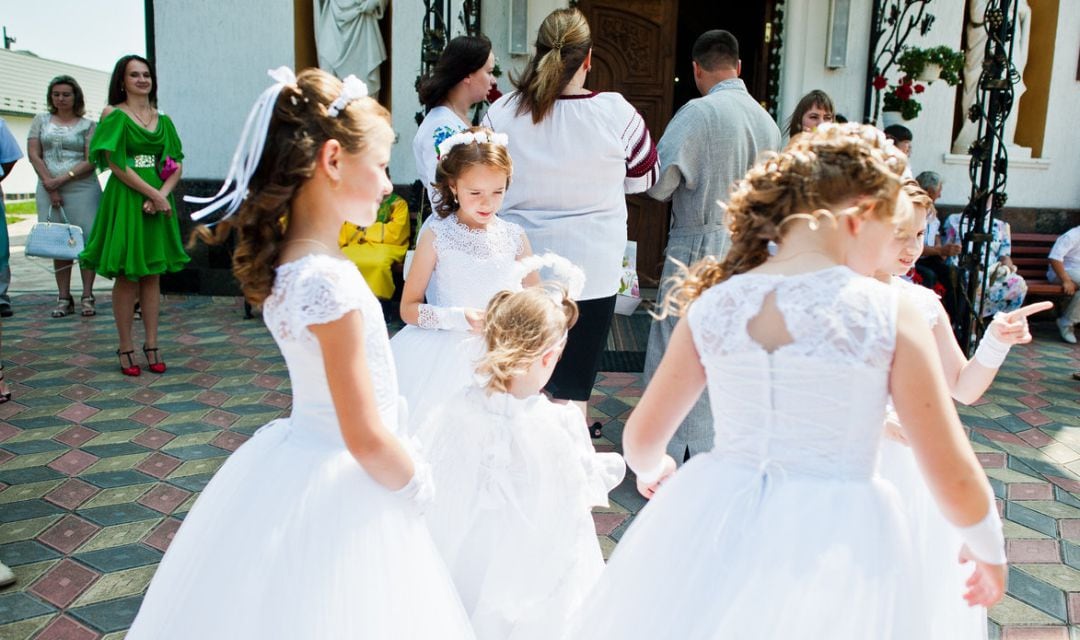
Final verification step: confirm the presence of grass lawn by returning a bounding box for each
[5,199,35,224]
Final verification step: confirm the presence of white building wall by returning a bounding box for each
[777,0,875,131]
[388,0,566,182]
[154,0,295,180]
[779,0,1079,210]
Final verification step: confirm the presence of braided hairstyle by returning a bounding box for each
[194,68,394,305]
[657,123,906,318]
[478,284,579,394]
[511,8,592,124]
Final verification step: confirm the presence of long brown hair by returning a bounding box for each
[786,89,835,139]
[478,284,579,394]
[658,123,905,318]
[511,8,591,124]
[195,69,393,305]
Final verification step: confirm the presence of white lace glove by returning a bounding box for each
[417,303,472,332]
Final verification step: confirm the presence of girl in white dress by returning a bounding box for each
[875,181,1050,639]
[419,281,625,640]
[392,126,538,431]
[570,124,1006,640]
[127,68,474,639]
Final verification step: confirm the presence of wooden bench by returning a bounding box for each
[1010,232,1066,297]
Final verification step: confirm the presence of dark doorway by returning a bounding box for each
[673,2,776,112]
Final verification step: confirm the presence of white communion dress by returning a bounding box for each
[391,214,529,432]
[419,385,625,640]
[877,276,988,639]
[126,254,475,640]
[571,266,926,640]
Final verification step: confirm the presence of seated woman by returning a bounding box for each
[339,192,411,300]
[943,211,1027,318]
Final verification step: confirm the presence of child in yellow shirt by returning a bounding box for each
[339,192,411,299]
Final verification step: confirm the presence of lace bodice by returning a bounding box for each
[687,266,898,480]
[30,114,94,176]
[262,254,400,440]
[425,214,526,310]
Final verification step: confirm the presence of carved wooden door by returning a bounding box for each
[576,0,679,285]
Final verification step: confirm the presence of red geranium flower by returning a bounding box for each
[486,85,503,104]
[896,85,914,100]
[872,75,888,90]
[932,282,946,297]
[914,84,926,94]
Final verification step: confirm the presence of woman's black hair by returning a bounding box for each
[107,55,158,107]
[417,35,492,112]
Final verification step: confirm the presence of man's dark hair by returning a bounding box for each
[692,30,739,71]
[883,123,913,143]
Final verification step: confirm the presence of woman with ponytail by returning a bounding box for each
[571,124,1005,639]
[419,282,624,639]
[414,35,497,210]
[484,8,659,422]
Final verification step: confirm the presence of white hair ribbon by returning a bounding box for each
[437,130,509,160]
[326,74,368,117]
[513,252,586,300]
[185,66,297,223]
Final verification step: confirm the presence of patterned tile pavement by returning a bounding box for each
[0,292,1077,638]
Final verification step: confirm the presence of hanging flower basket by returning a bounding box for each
[881,110,907,127]
[880,75,925,121]
[918,62,942,82]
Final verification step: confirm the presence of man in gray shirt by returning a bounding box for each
[644,30,782,464]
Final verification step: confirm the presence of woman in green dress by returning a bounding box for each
[81,55,189,376]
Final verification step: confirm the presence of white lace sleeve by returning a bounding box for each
[417,303,471,331]
[291,261,366,331]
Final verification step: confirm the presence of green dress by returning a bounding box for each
[80,109,190,280]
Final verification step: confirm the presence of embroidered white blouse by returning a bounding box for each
[483,91,658,300]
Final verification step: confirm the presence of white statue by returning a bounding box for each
[952,0,1031,157]
[314,0,389,100]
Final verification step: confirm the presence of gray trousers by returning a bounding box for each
[643,225,732,465]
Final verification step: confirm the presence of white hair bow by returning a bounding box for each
[513,252,586,300]
[186,66,297,222]
[437,130,509,160]
[327,74,369,117]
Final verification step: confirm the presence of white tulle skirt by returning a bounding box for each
[126,419,475,640]
[391,325,485,432]
[569,453,925,640]
[878,439,988,639]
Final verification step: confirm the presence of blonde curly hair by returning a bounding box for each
[478,284,579,394]
[656,123,906,318]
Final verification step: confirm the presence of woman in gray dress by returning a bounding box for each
[27,75,102,317]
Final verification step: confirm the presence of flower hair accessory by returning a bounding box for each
[437,130,509,160]
[186,66,298,222]
[513,252,586,300]
[326,74,368,118]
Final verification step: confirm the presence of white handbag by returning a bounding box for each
[25,205,85,261]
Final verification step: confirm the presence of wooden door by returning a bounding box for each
[576,0,679,285]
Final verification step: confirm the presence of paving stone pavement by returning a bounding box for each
[0,291,1077,639]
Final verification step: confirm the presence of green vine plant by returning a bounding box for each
[897,45,965,86]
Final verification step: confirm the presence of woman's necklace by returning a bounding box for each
[127,104,155,128]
